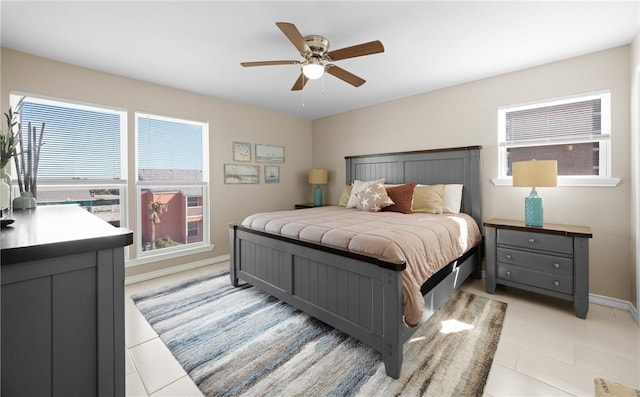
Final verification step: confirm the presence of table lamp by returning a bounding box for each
[308,169,328,207]
[512,160,557,227]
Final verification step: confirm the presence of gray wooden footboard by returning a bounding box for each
[229,225,406,377]
[229,224,481,378]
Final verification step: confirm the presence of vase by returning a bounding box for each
[0,169,11,210]
[13,192,37,210]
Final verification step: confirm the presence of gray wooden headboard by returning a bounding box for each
[345,146,483,227]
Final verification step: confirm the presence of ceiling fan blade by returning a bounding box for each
[326,40,384,61]
[291,73,308,91]
[241,60,300,67]
[326,65,366,87]
[276,22,311,55]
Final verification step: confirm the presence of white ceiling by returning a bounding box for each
[1,1,638,120]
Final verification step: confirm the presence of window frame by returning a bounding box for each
[9,92,129,232]
[493,90,620,187]
[10,93,128,183]
[133,112,211,262]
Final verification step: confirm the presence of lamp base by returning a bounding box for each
[524,189,543,227]
[314,185,323,207]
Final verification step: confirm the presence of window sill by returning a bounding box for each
[491,176,621,187]
[125,243,214,267]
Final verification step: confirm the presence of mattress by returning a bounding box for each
[241,206,482,326]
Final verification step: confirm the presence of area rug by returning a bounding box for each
[132,272,507,397]
[594,378,640,397]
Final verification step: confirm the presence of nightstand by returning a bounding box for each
[294,203,325,209]
[484,218,592,318]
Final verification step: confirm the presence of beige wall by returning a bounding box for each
[631,29,640,313]
[312,46,633,302]
[0,48,313,278]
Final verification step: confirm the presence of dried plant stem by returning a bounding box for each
[32,123,45,198]
[26,122,32,193]
[14,121,45,197]
[16,124,25,193]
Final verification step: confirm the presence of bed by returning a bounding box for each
[229,146,483,379]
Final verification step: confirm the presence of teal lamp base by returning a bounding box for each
[524,189,543,227]
[314,185,323,207]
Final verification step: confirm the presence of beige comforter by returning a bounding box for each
[241,206,482,326]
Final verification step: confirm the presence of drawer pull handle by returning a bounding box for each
[553,263,560,269]
[505,254,512,260]
[505,271,511,277]
[528,238,535,243]
[553,281,560,287]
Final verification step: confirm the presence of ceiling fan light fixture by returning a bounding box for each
[302,58,324,80]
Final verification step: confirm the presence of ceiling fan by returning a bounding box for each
[241,22,384,91]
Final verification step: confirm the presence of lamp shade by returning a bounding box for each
[302,58,324,80]
[512,160,558,188]
[308,169,328,185]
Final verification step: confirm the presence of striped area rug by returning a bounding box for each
[132,272,507,396]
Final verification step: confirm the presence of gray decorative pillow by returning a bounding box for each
[347,179,385,208]
[356,182,394,212]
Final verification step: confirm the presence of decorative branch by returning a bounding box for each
[14,120,45,197]
[32,123,45,198]
[16,124,25,193]
[26,122,32,193]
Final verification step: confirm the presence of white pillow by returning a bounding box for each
[416,183,463,213]
[442,184,463,213]
[346,179,385,208]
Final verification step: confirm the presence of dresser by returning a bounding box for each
[484,218,592,318]
[1,205,133,396]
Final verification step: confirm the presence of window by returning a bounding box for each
[496,91,618,186]
[11,93,127,225]
[187,196,199,207]
[187,221,199,238]
[136,113,209,254]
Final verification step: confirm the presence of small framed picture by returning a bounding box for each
[224,164,260,184]
[233,142,251,162]
[264,165,279,184]
[255,144,284,163]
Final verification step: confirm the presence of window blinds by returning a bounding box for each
[19,100,122,180]
[136,114,203,182]
[505,98,607,146]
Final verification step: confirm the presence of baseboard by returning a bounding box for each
[124,254,230,285]
[481,271,639,327]
[590,293,639,326]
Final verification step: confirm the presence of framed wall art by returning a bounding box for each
[264,165,279,184]
[255,144,284,163]
[224,164,260,184]
[233,141,251,162]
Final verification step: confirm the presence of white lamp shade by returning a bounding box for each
[512,160,558,188]
[308,169,328,185]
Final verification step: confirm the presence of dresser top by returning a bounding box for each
[484,218,593,238]
[1,204,133,265]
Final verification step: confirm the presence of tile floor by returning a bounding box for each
[125,263,640,396]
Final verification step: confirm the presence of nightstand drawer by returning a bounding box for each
[497,263,573,294]
[498,229,573,254]
[497,248,573,276]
